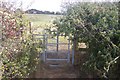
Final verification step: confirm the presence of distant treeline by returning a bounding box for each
[25,9,63,15]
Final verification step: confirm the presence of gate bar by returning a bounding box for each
[57,32,59,53]
[46,58,68,61]
[43,34,46,62]
[72,40,75,64]
[67,37,70,63]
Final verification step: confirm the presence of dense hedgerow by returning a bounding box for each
[53,2,120,78]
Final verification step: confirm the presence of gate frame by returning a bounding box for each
[33,31,75,64]
[44,32,71,63]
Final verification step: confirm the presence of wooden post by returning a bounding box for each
[72,30,78,64]
[29,22,32,34]
[29,22,34,41]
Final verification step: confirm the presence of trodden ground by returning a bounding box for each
[29,62,79,78]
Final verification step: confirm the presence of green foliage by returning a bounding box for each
[53,2,120,78]
[1,38,41,79]
[0,3,42,79]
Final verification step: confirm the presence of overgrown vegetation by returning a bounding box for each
[53,2,120,78]
[0,1,42,79]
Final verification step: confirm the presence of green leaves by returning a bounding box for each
[1,4,41,79]
[53,2,120,78]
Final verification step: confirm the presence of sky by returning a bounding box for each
[21,0,63,12]
[20,0,80,12]
[1,0,119,12]
[19,0,119,12]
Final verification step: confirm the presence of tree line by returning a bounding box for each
[25,9,62,15]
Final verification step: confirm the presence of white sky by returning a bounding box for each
[21,0,63,12]
[1,0,119,12]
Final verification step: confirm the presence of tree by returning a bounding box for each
[53,2,120,78]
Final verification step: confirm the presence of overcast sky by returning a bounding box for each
[21,0,63,12]
[1,0,119,12]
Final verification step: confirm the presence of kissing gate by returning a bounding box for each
[33,31,75,66]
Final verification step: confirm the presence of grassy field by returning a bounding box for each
[25,14,69,43]
[25,14,62,29]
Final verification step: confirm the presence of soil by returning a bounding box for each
[29,41,86,78]
[29,50,80,78]
[29,62,79,78]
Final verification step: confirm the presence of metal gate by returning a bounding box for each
[33,31,74,65]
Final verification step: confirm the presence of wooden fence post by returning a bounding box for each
[29,22,32,34]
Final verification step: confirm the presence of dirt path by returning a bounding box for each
[29,48,80,78]
[29,62,79,78]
